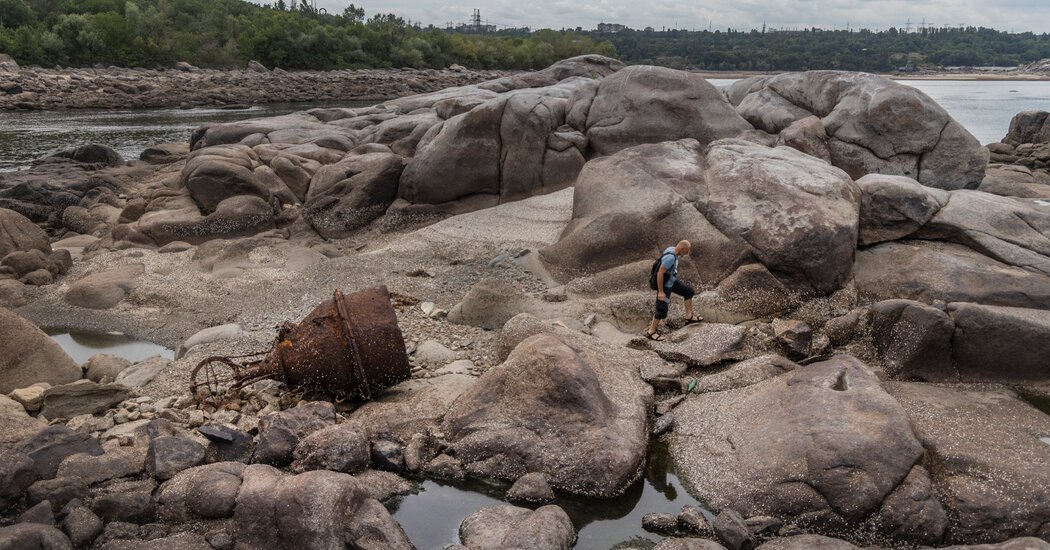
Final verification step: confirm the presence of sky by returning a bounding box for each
[260,1,1050,34]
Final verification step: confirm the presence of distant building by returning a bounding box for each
[596,22,628,33]
[452,9,497,34]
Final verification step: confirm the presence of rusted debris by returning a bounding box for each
[190,285,411,407]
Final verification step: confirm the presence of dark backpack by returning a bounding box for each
[649,251,676,290]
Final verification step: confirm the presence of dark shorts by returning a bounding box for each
[654,280,695,320]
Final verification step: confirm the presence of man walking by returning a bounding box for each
[646,240,702,341]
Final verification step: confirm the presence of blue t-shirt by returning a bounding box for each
[660,246,678,289]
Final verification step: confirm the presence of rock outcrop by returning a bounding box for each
[725,71,988,189]
[442,332,653,497]
[672,355,940,540]
[0,308,80,393]
[541,139,860,296]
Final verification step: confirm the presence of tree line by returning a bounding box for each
[2,0,1050,73]
[589,26,1050,72]
[0,0,615,70]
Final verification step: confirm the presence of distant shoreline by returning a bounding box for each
[691,69,1050,81]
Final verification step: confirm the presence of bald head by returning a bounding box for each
[676,240,691,255]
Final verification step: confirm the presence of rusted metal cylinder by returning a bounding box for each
[250,285,411,399]
[191,285,410,405]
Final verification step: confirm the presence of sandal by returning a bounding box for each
[645,330,665,341]
[684,315,704,325]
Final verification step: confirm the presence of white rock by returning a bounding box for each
[415,339,457,366]
[176,324,246,359]
[115,356,170,388]
[420,302,436,315]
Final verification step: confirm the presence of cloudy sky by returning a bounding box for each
[265,1,1050,33]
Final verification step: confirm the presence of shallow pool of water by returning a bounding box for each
[46,329,174,365]
[387,441,708,550]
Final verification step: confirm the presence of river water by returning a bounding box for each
[2,80,1049,173]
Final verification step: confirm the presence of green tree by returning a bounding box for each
[0,0,35,28]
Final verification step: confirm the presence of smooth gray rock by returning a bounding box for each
[39,382,131,420]
[458,504,575,550]
[63,264,144,309]
[649,323,749,368]
[291,423,370,474]
[857,174,947,245]
[0,208,51,259]
[573,65,751,156]
[713,509,753,550]
[18,500,55,525]
[0,523,72,550]
[870,299,956,382]
[855,240,1050,310]
[15,426,103,480]
[252,401,336,467]
[0,447,36,511]
[232,467,412,550]
[727,72,987,190]
[114,356,170,389]
[83,355,132,384]
[146,436,206,480]
[505,472,556,504]
[672,356,925,532]
[887,383,1050,543]
[55,447,145,486]
[443,332,652,497]
[950,302,1050,382]
[60,506,103,547]
[692,355,799,394]
[90,490,154,524]
[156,462,246,522]
[0,308,80,394]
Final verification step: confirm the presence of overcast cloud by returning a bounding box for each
[259,1,1050,33]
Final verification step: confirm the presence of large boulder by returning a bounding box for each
[887,383,1050,543]
[541,139,860,295]
[63,264,144,310]
[672,355,939,539]
[869,299,956,382]
[1003,110,1050,146]
[458,504,575,550]
[399,81,585,209]
[39,381,131,420]
[855,240,1050,310]
[180,145,271,213]
[0,523,72,549]
[0,308,80,393]
[155,462,246,522]
[0,447,36,511]
[0,208,50,260]
[726,72,988,190]
[442,332,652,497]
[856,174,948,245]
[568,65,752,155]
[251,401,336,467]
[232,466,412,550]
[979,165,1050,200]
[949,302,1050,382]
[15,426,104,480]
[303,152,404,237]
[345,373,476,445]
[42,144,124,166]
[913,190,1050,277]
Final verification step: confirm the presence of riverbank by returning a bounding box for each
[0,65,513,111]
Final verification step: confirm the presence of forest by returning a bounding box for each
[0,0,615,70]
[593,26,1050,72]
[3,0,1050,72]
